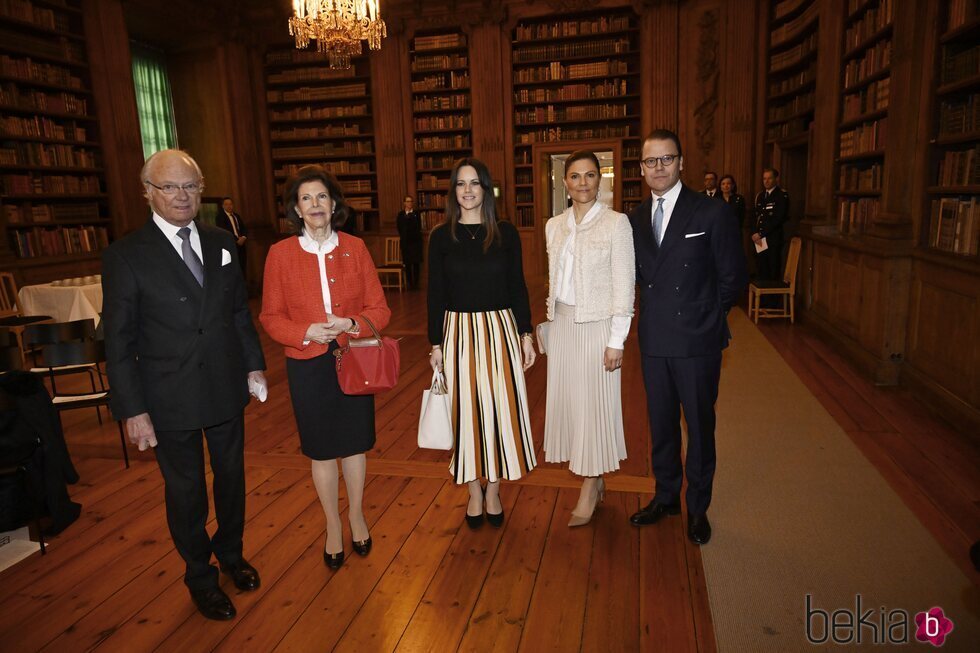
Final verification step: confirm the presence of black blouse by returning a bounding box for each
[426,220,532,345]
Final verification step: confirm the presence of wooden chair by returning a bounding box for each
[376,237,405,291]
[24,319,105,423]
[41,340,129,468]
[748,236,802,324]
[0,272,53,363]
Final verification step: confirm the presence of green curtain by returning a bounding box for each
[131,47,177,159]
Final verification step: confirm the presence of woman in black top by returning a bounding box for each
[427,158,537,529]
[396,195,423,289]
[720,174,747,231]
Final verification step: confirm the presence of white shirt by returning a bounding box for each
[651,180,683,243]
[554,202,632,350]
[153,213,203,264]
[298,229,340,315]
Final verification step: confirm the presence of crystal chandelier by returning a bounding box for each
[289,0,387,69]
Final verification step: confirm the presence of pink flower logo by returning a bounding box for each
[915,607,954,647]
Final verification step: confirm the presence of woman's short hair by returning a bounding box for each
[282,165,351,234]
[564,150,600,175]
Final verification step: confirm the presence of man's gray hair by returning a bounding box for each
[140,149,203,184]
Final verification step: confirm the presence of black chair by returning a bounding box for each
[0,385,45,555]
[41,340,129,468]
[24,320,104,423]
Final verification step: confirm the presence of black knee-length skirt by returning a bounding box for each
[286,345,376,460]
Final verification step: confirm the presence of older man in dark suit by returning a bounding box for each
[627,130,747,545]
[102,149,266,620]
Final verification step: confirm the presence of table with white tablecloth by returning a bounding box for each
[18,281,103,326]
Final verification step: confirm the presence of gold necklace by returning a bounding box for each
[459,222,482,240]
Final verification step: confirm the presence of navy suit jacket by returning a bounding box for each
[628,184,748,358]
[102,219,265,431]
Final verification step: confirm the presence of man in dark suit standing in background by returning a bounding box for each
[701,170,720,199]
[396,195,423,290]
[752,167,789,282]
[627,130,747,545]
[216,196,248,278]
[102,150,267,620]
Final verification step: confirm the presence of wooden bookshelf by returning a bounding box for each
[924,0,980,257]
[0,0,111,266]
[511,10,641,226]
[410,29,472,232]
[765,0,818,146]
[834,0,893,236]
[264,46,380,233]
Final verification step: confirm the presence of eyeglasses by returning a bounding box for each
[145,180,205,195]
[641,155,680,168]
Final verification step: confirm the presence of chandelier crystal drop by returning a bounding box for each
[289,0,387,69]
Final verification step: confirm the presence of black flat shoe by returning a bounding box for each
[486,509,504,528]
[219,559,261,591]
[687,513,712,545]
[352,536,372,556]
[190,586,236,621]
[465,512,484,529]
[323,550,345,569]
[629,500,681,526]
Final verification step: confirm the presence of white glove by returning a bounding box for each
[248,375,268,402]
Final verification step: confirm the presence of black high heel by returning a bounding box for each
[465,484,485,529]
[486,483,504,528]
[352,536,372,556]
[323,550,344,570]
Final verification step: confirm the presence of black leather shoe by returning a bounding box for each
[486,509,504,528]
[190,587,236,621]
[219,559,261,591]
[323,550,345,570]
[688,513,712,545]
[629,500,681,526]
[353,536,372,556]
[465,512,484,529]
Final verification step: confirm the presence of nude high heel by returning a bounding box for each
[568,477,604,527]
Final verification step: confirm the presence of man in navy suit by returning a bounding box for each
[627,130,747,544]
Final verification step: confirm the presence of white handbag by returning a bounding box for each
[535,321,550,355]
[417,372,454,450]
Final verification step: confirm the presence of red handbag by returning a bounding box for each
[333,316,400,395]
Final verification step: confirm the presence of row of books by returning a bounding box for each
[515,79,631,104]
[844,0,892,53]
[412,72,469,93]
[839,118,887,156]
[411,54,467,73]
[839,162,882,192]
[770,33,818,71]
[413,134,470,151]
[10,224,109,259]
[941,43,980,85]
[0,113,87,140]
[515,206,533,227]
[267,84,368,103]
[947,0,980,31]
[1,172,99,194]
[414,114,470,131]
[340,179,372,193]
[0,55,82,89]
[416,154,455,170]
[273,162,372,179]
[928,197,980,255]
[517,124,633,145]
[842,78,889,122]
[267,66,357,85]
[418,211,445,231]
[417,173,447,190]
[843,41,891,88]
[268,104,368,122]
[0,83,87,115]
[266,50,336,66]
[413,34,465,52]
[837,197,877,236]
[514,16,632,42]
[936,145,980,187]
[770,1,819,46]
[271,124,364,140]
[516,189,532,204]
[768,92,814,123]
[515,172,531,185]
[0,142,97,168]
[2,201,100,223]
[513,38,633,64]
[0,0,72,31]
[271,142,373,159]
[939,94,980,135]
[769,64,815,97]
[514,60,630,84]
[766,117,810,142]
[0,28,84,63]
[417,193,446,208]
[516,102,630,125]
[412,94,469,112]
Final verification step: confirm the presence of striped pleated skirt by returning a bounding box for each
[443,309,536,484]
[543,302,627,476]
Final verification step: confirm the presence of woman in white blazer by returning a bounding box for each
[543,150,635,526]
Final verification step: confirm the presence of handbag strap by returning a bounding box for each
[356,315,383,341]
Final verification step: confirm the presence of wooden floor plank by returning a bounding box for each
[638,514,698,653]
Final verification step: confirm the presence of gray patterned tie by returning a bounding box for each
[177,227,204,286]
[652,197,665,245]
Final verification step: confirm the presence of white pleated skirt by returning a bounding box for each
[443,309,537,484]
[543,302,627,476]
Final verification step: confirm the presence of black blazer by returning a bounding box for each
[102,219,265,431]
[396,210,424,263]
[628,184,748,358]
[215,211,247,240]
[723,193,747,230]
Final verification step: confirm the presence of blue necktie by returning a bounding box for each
[177,227,204,286]
[652,197,665,245]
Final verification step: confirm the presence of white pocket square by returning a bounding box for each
[221,248,232,266]
[685,232,706,238]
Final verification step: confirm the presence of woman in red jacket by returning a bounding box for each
[260,165,391,570]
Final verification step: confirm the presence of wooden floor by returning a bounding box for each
[2,278,977,652]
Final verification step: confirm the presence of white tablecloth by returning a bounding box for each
[18,282,103,326]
